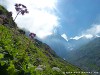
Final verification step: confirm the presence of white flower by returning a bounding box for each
[35,67,43,71]
[52,67,61,72]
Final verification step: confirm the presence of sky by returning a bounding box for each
[58,0,100,39]
[0,0,59,39]
[0,0,100,40]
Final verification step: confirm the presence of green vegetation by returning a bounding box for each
[0,5,86,75]
[0,5,8,14]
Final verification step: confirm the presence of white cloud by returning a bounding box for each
[61,34,68,41]
[0,0,59,39]
[70,34,93,40]
[84,34,93,39]
[85,25,100,35]
[70,24,100,40]
[70,35,83,40]
[96,35,100,37]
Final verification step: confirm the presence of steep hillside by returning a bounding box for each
[0,5,85,75]
[67,37,100,72]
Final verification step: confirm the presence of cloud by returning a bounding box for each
[96,35,100,37]
[70,34,93,40]
[0,0,59,39]
[70,36,82,40]
[84,34,93,39]
[70,24,100,40]
[61,34,68,41]
[85,25,100,35]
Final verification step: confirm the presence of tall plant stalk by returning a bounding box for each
[14,3,29,21]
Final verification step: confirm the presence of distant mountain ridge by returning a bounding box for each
[67,37,100,72]
[43,34,93,58]
[43,32,100,74]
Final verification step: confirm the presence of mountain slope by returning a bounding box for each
[67,37,100,72]
[0,5,85,75]
[42,34,69,58]
[43,34,93,62]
